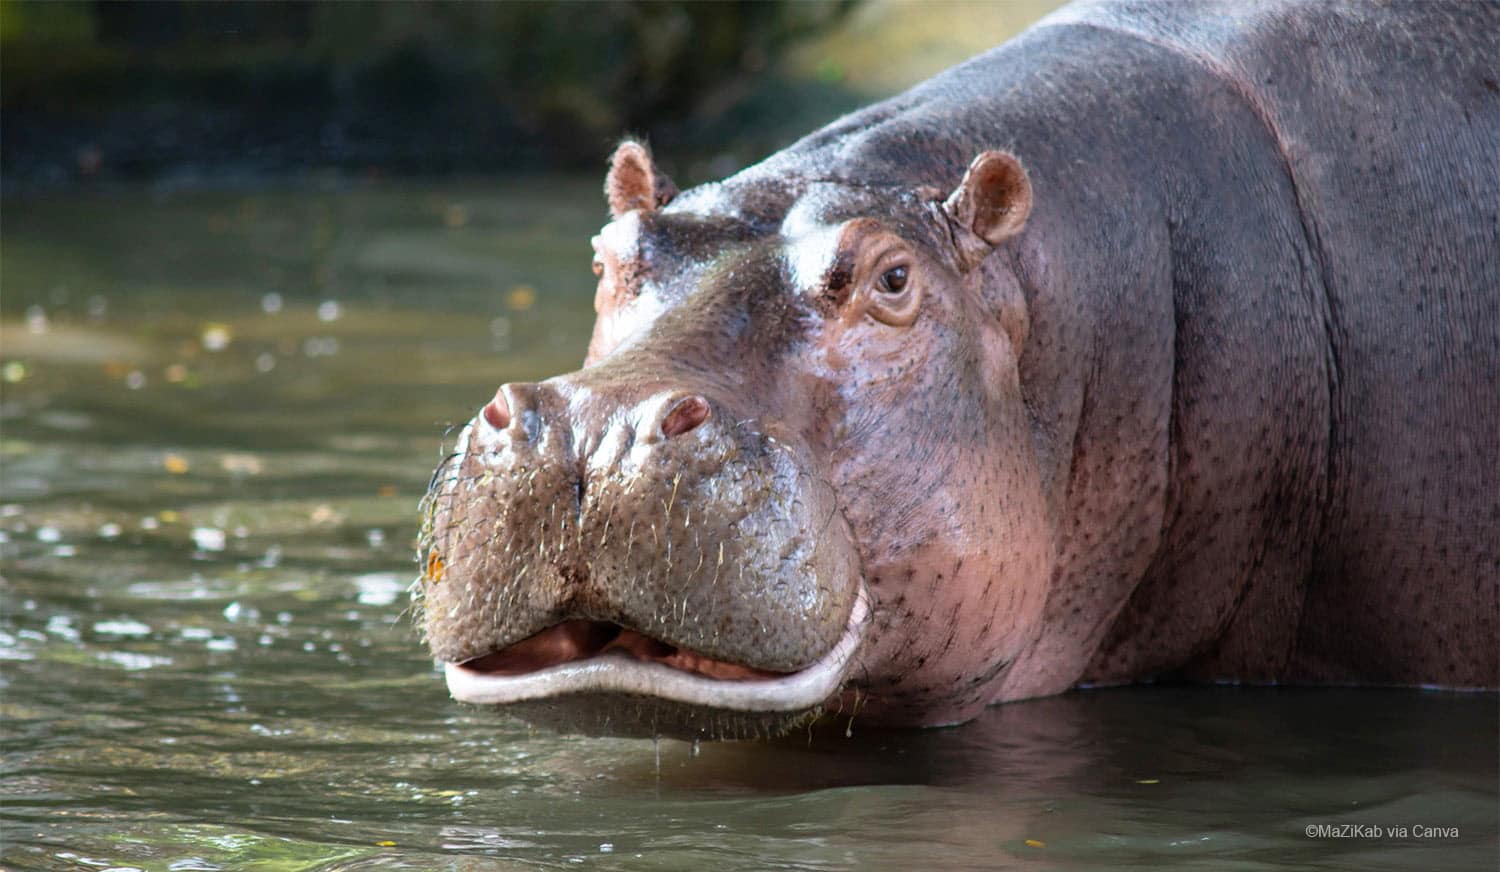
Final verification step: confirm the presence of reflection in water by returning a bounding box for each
[1,182,1496,871]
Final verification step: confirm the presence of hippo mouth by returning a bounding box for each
[443,585,869,714]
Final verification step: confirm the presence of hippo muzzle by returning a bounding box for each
[418,373,867,738]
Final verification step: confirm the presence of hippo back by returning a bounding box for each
[1041,0,1500,683]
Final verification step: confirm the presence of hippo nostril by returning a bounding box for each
[660,395,711,438]
[482,390,511,431]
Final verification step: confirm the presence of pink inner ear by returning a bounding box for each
[606,142,676,218]
[938,152,1033,272]
[965,152,1031,245]
[607,147,654,217]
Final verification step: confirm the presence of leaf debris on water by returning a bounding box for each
[506,285,537,310]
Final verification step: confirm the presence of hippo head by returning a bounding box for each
[418,142,1053,738]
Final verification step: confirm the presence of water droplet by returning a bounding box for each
[261,292,284,314]
[317,300,341,322]
[303,336,340,357]
[200,323,233,352]
[192,527,226,551]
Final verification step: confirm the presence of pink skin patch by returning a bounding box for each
[482,390,510,430]
[659,395,710,438]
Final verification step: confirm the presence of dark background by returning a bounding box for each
[0,0,1059,190]
[2,0,857,187]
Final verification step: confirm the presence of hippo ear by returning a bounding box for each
[941,151,1032,270]
[606,140,679,219]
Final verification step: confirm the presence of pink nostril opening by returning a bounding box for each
[482,391,511,430]
[660,396,711,438]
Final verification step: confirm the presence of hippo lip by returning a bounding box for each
[443,585,870,713]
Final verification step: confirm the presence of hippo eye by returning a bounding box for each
[879,265,908,294]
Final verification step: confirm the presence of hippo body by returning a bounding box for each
[421,0,1499,738]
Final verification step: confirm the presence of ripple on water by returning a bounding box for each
[92,619,152,637]
[95,650,174,671]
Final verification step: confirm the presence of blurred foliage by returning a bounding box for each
[1,0,854,182]
[1,0,1064,188]
[782,0,1062,95]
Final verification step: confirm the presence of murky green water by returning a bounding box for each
[2,180,1495,871]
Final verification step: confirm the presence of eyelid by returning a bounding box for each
[867,284,920,325]
[869,244,907,272]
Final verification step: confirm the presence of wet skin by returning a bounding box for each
[419,0,1499,739]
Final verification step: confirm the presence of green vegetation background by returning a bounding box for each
[2,0,1060,188]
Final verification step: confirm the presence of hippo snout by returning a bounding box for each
[418,375,865,733]
[481,384,712,448]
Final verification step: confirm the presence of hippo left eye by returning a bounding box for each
[879,266,909,294]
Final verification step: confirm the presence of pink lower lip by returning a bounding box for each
[460,620,791,682]
[443,586,870,712]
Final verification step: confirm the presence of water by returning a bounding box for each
[2,180,1495,871]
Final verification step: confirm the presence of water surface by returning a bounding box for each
[2,180,1495,871]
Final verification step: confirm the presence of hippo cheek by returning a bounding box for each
[816,426,1057,727]
[416,392,869,740]
[839,540,1052,726]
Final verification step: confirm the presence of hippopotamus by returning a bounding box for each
[417,0,1499,739]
